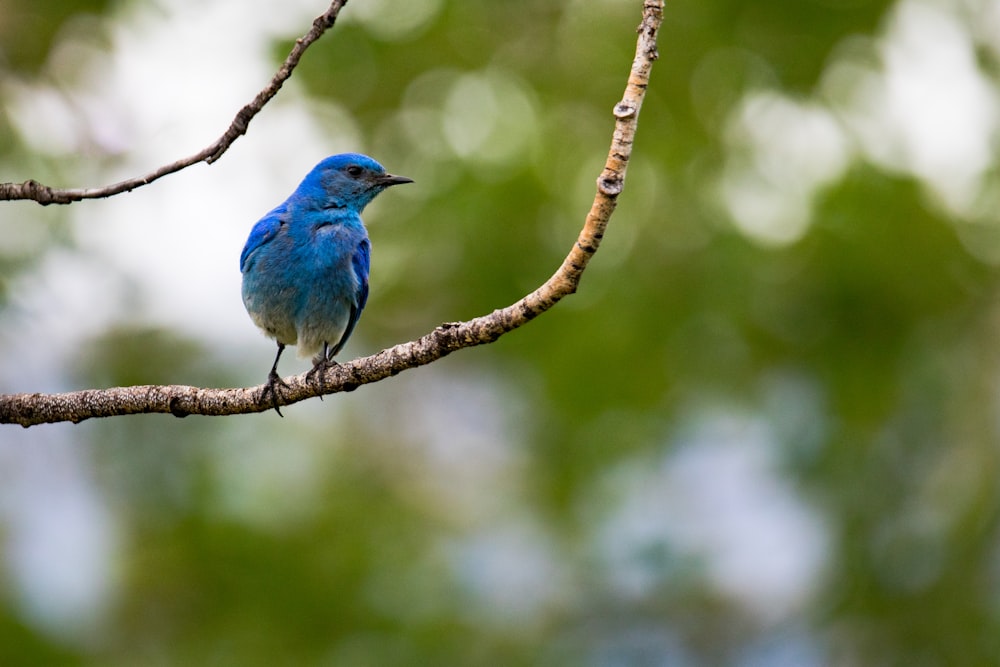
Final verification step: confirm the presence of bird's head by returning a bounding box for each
[297,153,413,212]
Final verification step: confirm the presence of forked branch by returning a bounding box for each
[0,0,664,427]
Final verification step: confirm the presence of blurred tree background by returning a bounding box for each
[2,0,1000,664]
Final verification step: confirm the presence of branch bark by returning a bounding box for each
[0,0,348,205]
[0,0,665,427]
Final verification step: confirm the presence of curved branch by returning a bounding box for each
[0,0,664,427]
[0,0,348,205]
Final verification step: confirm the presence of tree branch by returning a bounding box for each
[0,0,348,205]
[0,0,664,427]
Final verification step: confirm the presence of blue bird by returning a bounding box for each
[240,153,412,413]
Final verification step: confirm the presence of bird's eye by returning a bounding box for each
[346,165,364,177]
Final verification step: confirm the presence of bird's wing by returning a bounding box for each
[353,236,371,314]
[329,237,371,357]
[239,207,285,273]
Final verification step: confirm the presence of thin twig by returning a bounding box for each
[0,0,664,427]
[0,0,348,205]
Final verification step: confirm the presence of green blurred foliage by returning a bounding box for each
[3,0,1000,665]
[0,0,114,74]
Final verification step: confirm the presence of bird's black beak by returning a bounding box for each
[379,173,414,187]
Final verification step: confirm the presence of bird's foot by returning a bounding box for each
[306,355,339,399]
[259,369,290,417]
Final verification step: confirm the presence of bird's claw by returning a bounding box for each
[259,369,290,416]
[306,356,339,399]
